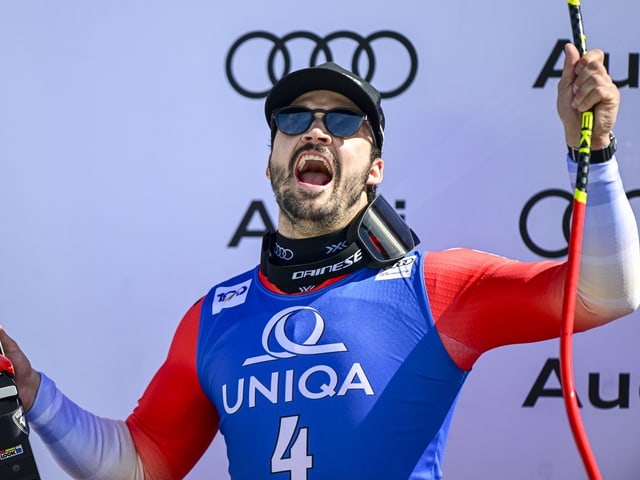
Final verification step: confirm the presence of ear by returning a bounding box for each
[265,154,271,179]
[366,157,384,186]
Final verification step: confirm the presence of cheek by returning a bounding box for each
[274,130,299,147]
[339,144,373,173]
[271,134,297,162]
[269,147,288,171]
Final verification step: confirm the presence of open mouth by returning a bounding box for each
[295,154,334,186]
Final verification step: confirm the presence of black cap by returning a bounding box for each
[264,62,385,149]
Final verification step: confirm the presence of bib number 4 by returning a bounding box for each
[271,415,313,479]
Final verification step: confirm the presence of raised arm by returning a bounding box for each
[428,43,640,371]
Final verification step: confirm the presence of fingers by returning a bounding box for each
[570,49,613,111]
[560,43,581,86]
[558,44,619,148]
[0,325,41,411]
[0,325,23,361]
[0,325,26,375]
[0,325,14,357]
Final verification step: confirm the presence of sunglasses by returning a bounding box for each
[271,106,368,139]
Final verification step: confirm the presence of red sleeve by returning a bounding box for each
[126,298,219,480]
[424,248,573,371]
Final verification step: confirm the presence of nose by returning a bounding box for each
[302,113,332,145]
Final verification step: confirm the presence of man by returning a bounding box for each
[1,42,638,479]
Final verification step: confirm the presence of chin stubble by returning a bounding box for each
[268,148,370,232]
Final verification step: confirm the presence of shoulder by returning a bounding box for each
[424,248,514,276]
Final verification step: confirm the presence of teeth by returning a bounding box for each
[297,155,329,172]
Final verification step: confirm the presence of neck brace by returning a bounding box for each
[260,195,420,292]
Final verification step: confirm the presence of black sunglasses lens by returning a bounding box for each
[325,110,365,137]
[275,108,313,135]
[274,107,365,137]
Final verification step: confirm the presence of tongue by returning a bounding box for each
[300,171,331,185]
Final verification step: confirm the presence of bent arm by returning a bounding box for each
[26,299,219,479]
[427,157,640,370]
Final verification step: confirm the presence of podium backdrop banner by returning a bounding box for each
[1,1,639,478]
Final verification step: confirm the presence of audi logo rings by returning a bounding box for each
[225,30,418,99]
[519,188,640,258]
[274,243,294,261]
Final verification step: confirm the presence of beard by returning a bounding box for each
[269,144,371,233]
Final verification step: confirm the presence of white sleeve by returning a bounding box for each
[26,372,145,480]
[569,155,640,318]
